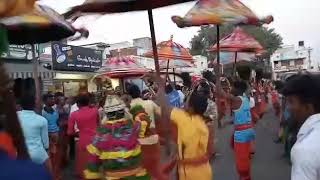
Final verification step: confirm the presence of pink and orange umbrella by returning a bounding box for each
[172,0,273,28]
[144,36,193,62]
[1,4,88,44]
[171,0,273,72]
[96,56,149,78]
[209,27,263,53]
[144,36,193,81]
[208,27,263,74]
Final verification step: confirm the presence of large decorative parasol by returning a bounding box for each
[171,0,273,70]
[96,56,149,78]
[209,27,263,53]
[172,0,273,28]
[144,35,193,61]
[144,35,193,82]
[1,4,88,44]
[208,26,263,74]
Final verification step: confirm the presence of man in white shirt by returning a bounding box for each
[282,74,320,180]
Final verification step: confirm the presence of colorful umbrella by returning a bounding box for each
[171,0,273,73]
[144,36,193,61]
[96,56,149,78]
[172,0,273,28]
[0,4,87,44]
[144,36,193,82]
[209,27,263,74]
[209,27,263,53]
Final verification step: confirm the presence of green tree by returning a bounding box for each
[190,25,283,59]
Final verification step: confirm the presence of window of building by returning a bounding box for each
[289,60,295,66]
[281,61,289,66]
[295,59,304,66]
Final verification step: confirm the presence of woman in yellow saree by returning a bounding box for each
[155,77,213,180]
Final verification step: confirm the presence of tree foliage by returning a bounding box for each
[190,25,283,59]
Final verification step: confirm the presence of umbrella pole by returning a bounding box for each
[216,25,222,128]
[32,44,41,114]
[147,9,160,76]
[173,68,176,85]
[233,51,238,77]
[166,59,170,82]
[216,25,221,74]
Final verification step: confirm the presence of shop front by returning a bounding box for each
[51,42,103,97]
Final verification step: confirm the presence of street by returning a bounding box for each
[213,106,291,180]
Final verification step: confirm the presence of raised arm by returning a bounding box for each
[215,80,241,110]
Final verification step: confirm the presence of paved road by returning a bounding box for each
[213,106,291,180]
[63,106,291,180]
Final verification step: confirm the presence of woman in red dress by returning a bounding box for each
[68,93,99,179]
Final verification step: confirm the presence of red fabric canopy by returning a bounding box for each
[208,27,263,53]
[144,36,193,61]
[96,56,149,78]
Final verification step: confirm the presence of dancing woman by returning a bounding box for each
[154,76,212,180]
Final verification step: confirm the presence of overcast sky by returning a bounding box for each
[40,0,320,61]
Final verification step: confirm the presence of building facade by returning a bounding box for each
[271,41,313,79]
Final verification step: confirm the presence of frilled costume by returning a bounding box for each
[84,96,151,180]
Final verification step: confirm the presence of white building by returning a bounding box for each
[271,41,313,79]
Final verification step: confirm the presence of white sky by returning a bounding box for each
[40,0,320,61]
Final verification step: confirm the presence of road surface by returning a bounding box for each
[213,106,291,180]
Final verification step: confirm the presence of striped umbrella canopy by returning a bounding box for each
[144,36,193,61]
[172,0,273,28]
[208,27,263,53]
[0,4,87,44]
[96,56,149,78]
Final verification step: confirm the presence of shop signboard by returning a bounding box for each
[51,42,103,72]
[1,44,34,60]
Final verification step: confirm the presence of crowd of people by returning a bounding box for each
[0,71,320,180]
